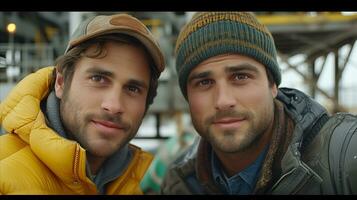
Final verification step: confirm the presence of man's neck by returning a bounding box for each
[86,154,107,175]
[214,119,274,177]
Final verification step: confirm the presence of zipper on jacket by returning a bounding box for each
[72,145,98,194]
[73,145,81,184]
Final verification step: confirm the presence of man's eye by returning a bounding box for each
[234,74,249,80]
[127,86,140,93]
[198,79,212,86]
[90,75,104,82]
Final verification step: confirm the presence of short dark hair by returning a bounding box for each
[53,33,160,110]
[266,66,275,87]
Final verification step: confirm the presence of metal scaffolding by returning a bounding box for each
[256,12,357,113]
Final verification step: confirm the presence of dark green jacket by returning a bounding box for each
[160,88,357,194]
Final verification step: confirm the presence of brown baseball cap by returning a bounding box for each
[65,13,165,73]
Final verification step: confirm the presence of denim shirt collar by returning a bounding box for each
[211,145,269,194]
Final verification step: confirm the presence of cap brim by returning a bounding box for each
[66,27,165,73]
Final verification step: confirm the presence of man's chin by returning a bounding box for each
[209,134,250,152]
[86,143,118,157]
[211,140,237,151]
[88,150,115,158]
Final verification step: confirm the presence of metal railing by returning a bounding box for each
[0,43,55,82]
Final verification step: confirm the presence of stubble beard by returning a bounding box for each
[59,87,138,158]
[192,109,271,154]
[206,122,264,153]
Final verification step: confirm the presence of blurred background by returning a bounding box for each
[1,11,357,193]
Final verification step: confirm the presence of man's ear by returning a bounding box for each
[54,69,64,99]
[271,83,278,98]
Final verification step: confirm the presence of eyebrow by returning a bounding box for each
[188,71,211,83]
[188,63,260,83]
[85,67,115,78]
[86,66,148,89]
[127,79,148,90]
[225,63,259,74]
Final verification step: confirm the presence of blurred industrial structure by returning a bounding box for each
[1,12,357,151]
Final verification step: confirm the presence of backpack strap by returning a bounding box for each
[328,113,357,194]
[274,113,357,194]
[300,113,330,153]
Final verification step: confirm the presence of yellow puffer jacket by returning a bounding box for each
[0,67,153,194]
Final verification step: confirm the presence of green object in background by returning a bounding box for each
[140,132,194,194]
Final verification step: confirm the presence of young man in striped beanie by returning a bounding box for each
[160,12,357,194]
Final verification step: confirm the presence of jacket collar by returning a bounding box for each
[45,90,68,138]
[195,138,222,193]
[277,87,329,147]
[0,67,86,186]
[0,67,54,143]
[253,99,295,193]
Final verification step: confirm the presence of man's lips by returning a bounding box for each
[92,120,124,129]
[213,117,245,124]
[212,117,246,129]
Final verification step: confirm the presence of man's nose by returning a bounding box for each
[101,90,124,115]
[214,83,236,111]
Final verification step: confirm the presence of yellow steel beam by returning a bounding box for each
[256,12,357,26]
[140,19,162,37]
[141,19,162,27]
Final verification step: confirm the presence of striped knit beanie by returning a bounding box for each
[175,12,281,99]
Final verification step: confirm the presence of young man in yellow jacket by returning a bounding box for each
[0,13,165,194]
